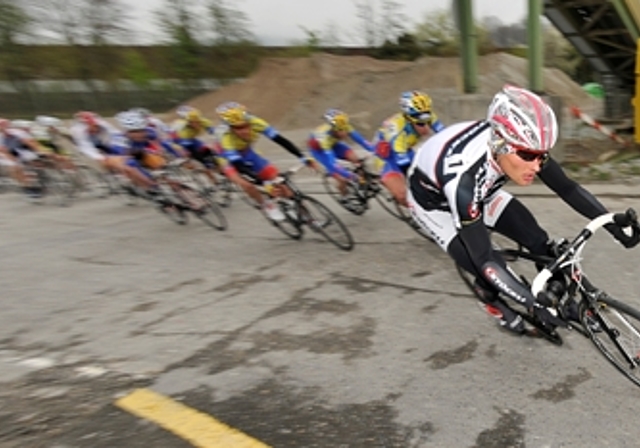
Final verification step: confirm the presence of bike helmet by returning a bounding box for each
[487,84,558,153]
[115,111,147,131]
[35,115,63,128]
[130,107,151,118]
[11,120,33,130]
[323,108,351,132]
[400,91,433,123]
[185,109,203,123]
[176,104,197,119]
[216,102,248,126]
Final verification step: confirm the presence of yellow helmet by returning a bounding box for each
[324,108,351,132]
[400,91,433,123]
[216,101,249,126]
[185,109,203,122]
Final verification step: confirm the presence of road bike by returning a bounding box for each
[162,158,234,208]
[322,159,433,241]
[457,208,640,388]
[241,165,355,251]
[151,168,228,231]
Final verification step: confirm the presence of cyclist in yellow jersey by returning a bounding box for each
[214,101,316,222]
[373,91,445,206]
[308,108,373,199]
[170,107,224,184]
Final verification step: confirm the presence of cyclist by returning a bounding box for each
[0,118,41,196]
[130,107,174,142]
[69,110,151,187]
[373,90,445,207]
[112,110,168,194]
[214,101,317,222]
[307,108,374,202]
[406,84,639,335]
[170,106,223,186]
[32,115,75,156]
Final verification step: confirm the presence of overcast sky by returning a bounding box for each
[130,0,527,45]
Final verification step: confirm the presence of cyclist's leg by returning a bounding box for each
[224,160,264,205]
[381,170,407,206]
[1,148,28,187]
[115,156,155,190]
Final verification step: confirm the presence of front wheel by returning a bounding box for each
[196,195,228,231]
[299,195,354,251]
[580,295,640,388]
[374,186,404,219]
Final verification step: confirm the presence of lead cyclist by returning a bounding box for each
[406,84,639,335]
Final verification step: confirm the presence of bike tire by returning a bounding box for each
[211,174,234,208]
[374,187,404,219]
[298,195,355,251]
[40,168,74,206]
[73,165,110,199]
[268,199,303,240]
[322,175,367,216]
[579,295,640,388]
[196,194,228,231]
[156,201,188,225]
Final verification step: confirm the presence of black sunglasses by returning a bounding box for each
[515,150,549,163]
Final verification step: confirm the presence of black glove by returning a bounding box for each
[605,222,640,249]
[532,303,567,329]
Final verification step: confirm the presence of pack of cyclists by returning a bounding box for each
[3,86,637,338]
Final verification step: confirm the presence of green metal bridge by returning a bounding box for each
[543,0,639,142]
[544,0,638,91]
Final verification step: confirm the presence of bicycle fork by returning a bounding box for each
[587,291,640,369]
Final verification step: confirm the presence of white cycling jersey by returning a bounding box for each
[407,120,513,249]
[69,119,121,161]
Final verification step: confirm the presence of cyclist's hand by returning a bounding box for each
[301,156,319,173]
[605,209,640,249]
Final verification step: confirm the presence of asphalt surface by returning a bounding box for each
[2,165,640,448]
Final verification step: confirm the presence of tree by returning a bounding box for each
[0,0,32,85]
[414,9,459,56]
[208,0,254,45]
[156,0,205,79]
[354,0,377,47]
[379,0,407,45]
[25,0,130,45]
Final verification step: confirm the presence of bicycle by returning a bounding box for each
[241,165,355,251]
[23,153,75,206]
[457,208,640,388]
[152,168,228,231]
[162,158,234,208]
[322,159,434,241]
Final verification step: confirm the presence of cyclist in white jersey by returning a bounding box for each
[407,85,639,334]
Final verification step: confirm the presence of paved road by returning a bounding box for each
[2,167,640,448]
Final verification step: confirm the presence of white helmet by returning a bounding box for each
[11,119,34,130]
[487,84,558,153]
[35,115,63,128]
[115,111,147,131]
[176,104,196,118]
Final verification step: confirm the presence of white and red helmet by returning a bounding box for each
[487,84,558,153]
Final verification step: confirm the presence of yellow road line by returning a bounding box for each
[115,388,271,448]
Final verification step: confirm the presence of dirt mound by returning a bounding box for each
[181,52,597,133]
